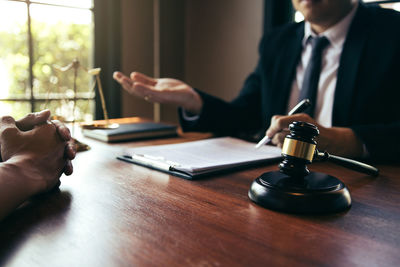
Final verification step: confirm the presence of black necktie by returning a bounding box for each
[298,36,330,117]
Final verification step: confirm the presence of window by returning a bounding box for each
[363,0,400,10]
[0,0,94,121]
[294,0,400,23]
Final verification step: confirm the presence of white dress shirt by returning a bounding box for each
[287,2,359,127]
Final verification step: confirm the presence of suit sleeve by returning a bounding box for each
[351,123,400,162]
[350,40,400,162]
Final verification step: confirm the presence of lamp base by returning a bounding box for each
[248,171,351,214]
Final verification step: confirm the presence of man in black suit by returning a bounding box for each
[113,0,400,161]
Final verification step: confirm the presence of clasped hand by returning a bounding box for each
[0,110,76,194]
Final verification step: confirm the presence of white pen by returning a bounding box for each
[254,99,311,149]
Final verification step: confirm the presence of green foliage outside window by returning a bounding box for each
[0,1,94,121]
[32,20,94,122]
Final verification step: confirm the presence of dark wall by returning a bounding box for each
[120,0,263,123]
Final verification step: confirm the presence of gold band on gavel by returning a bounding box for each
[281,138,316,162]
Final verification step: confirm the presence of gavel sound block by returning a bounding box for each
[248,121,378,214]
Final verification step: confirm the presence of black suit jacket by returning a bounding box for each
[180,4,400,161]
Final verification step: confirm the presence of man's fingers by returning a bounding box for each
[130,72,157,86]
[265,113,313,148]
[133,82,155,95]
[115,71,157,88]
[266,113,314,138]
[266,115,285,138]
[133,82,168,103]
[0,115,16,127]
[113,71,129,82]
[0,116,21,162]
[0,116,19,137]
[266,113,317,148]
[51,120,71,141]
[16,110,51,131]
[113,72,133,90]
[271,131,288,148]
[133,82,163,101]
[63,142,75,175]
[113,72,160,102]
[64,160,73,176]
[65,142,76,160]
[113,71,123,79]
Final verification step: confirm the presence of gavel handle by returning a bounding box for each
[316,151,379,177]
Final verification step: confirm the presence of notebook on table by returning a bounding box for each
[82,122,177,142]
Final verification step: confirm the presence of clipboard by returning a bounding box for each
[117,137,282,179]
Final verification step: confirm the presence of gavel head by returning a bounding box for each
[279,121,319,178]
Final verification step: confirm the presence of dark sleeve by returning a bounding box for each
[350,68,400,163]
[350,29,400,162]
[351,122,400,162]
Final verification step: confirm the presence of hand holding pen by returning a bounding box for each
[255,99,311,149]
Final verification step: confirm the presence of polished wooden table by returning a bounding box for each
[1,121,399,266]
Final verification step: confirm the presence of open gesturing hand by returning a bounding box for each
[113,71,203,114]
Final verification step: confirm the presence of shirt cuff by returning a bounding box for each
[180,108,200,122]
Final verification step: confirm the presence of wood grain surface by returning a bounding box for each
[0,118,399,267]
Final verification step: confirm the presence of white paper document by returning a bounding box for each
[118,137,282,179]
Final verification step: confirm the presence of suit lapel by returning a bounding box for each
[270,24,304,115]
[333,4,370,126]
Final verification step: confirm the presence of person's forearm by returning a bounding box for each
[317,127,364,158]
[0,159,41,221]
[181,89,203,115]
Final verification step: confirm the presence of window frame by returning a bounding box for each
[0,0,95,115]
[363,0,400,4]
